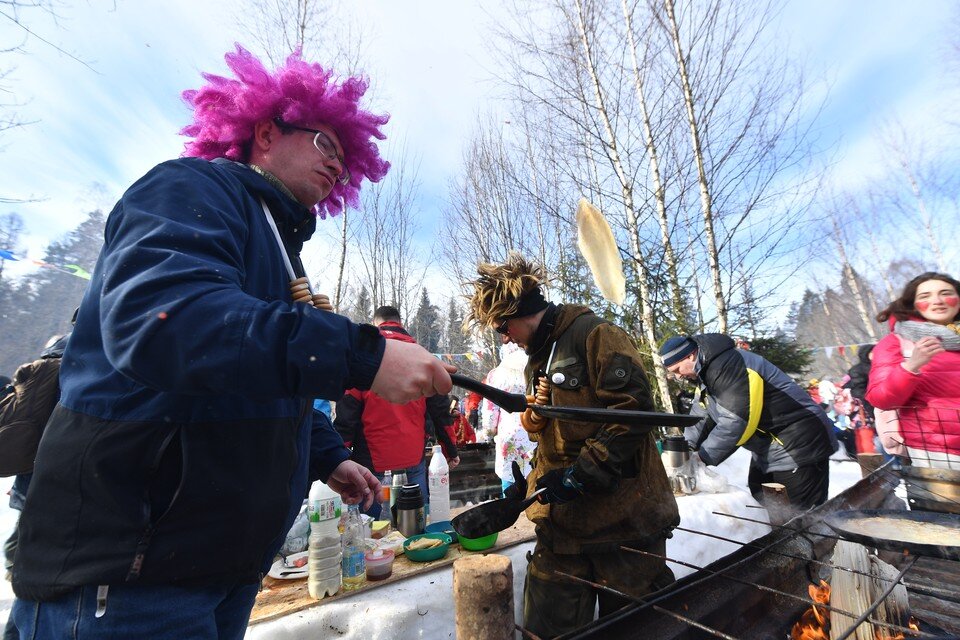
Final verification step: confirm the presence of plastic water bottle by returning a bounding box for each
[341,503,366,590]
[428,445,451,523]
[307,481,342,599]
[381,470,392,521]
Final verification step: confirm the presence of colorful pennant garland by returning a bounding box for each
[0,249,92,280]
[814,342,872,358]
[432,345,495,362]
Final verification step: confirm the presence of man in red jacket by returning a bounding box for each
[335,306,459,518]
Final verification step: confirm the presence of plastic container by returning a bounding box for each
[428,446,451,523]
[379,473,392,522]
[341,503,367,590]
[307,481,342,599]
[459,531,498,552]
[424,520,458,543]
[364,548,395,581]
[403,532,452,562]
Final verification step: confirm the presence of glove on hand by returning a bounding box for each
[503,461,528,501]
[535,467,584,505]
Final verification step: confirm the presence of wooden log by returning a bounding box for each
[453,554,514,640]
[857,453,884,478]
[761,482,790,526]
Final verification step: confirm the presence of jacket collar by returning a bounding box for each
[213,159,317,253]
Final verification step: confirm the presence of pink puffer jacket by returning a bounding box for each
[866,323,960,456]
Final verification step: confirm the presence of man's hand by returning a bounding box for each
[535,467,584,505]
[503,461,527,500]
[371,339,456,404]
[326,460,381,510]
[448,455,460,469]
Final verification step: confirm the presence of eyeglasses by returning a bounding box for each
[495,319,509,335]
[272,117,350,185]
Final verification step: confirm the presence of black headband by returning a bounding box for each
[502,286,549,320]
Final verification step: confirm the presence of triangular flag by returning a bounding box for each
[0,249,19,261]
[62,264,92,280]
[825,346,834,358]
[465,353,475,362]
[838,345,846,356]
[850,344,859,356]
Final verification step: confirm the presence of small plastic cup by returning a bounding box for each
[364,548,395,581]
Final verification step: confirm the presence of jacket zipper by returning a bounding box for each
[126,427,183,581]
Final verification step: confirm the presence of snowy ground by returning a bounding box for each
[0,448,872,636]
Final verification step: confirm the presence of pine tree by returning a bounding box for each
[0,209,105,375]
[444,297,470,356]
[351,285,373,323]
[409,288,441,353]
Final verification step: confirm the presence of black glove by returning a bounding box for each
[503,461,527,500]
[535,467,584,505]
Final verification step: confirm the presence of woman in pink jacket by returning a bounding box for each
[866,272,960,468]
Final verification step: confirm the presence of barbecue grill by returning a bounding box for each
[538,461,960,640]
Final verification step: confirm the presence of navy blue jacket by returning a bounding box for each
[13,158,385,601]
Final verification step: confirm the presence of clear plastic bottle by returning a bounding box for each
[341,503,366,590]
[307,481,342,599]
[381,470,392,522]
[428,445,451,523]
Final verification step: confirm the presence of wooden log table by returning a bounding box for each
[249,511,536,626]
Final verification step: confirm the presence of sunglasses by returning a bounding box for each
[495,319,509,335]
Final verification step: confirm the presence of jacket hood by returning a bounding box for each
[691,333,736,370]
[213,159,317,251]
[857,344,875,365]
[552,304,593,337]
[378,321,417,344]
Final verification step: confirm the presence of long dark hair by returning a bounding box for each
[877,272,960,323]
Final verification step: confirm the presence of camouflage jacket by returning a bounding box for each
[523,304,679,553]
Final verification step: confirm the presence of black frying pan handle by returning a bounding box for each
[450,373,529,413]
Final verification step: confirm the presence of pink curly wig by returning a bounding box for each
[180,44,390,217]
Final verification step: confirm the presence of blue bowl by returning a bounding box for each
[425,520,458,543]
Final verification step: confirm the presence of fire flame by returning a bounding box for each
[791,581,831,640]
[790,580,921,640]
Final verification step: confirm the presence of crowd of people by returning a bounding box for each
[0,42,957,640]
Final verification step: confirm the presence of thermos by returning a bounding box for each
[393,484,425,538]
[661,436,697,495]
[661,435,691,472]
[389,471,407,527]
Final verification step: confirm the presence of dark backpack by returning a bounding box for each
[0,355,63,477]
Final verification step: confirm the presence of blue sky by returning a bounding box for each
[1,0,956,290]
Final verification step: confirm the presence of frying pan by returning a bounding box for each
[823,509,960,561]
[452,489,547,539]
[450,373,701,429]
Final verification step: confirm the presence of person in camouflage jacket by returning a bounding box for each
[466,253,678,638]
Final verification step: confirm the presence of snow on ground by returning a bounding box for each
[0,448,873,635]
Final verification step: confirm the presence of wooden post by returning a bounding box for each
[761,482,791,526]
[857,453,884,478]
[453,554,515,640]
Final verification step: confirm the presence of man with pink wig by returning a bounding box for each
[9,46,454,639]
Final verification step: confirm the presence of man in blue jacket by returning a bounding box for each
[660,334,836,509]
[9,46,454,639]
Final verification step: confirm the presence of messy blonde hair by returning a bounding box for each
[465,252,547,330]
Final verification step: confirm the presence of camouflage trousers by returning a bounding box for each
[522,531,675,638]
